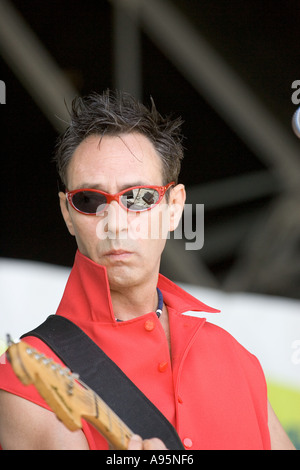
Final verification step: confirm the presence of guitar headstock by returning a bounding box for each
[6,339,85,431]
[6,337,134,449]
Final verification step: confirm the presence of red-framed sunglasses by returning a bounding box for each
[66,182,174,215]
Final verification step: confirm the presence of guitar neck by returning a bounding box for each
[78,382,134,449]
[7,340,134,450]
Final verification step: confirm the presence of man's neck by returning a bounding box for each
[110,284,160,322]
[111,284,171,356]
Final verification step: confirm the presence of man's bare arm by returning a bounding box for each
[0,390,89,450]
[1,391,294,450]
[268,400,295,450]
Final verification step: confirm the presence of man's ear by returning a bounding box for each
[168,184,186,232]
[58,192,76,236]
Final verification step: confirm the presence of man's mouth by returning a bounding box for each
[104,249,133,260]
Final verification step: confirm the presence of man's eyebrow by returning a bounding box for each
[76,183,104,190]
[75,182,150,191]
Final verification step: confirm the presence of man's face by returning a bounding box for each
[59,133,184,291]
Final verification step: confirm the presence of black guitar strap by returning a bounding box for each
[21,314,184,450]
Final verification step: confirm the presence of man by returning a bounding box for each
[0,90,295,450]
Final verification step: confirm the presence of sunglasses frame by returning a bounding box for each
[66,182,175,215]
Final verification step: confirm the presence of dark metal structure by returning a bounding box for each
[1,0,300,299]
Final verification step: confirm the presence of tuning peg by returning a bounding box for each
[6,334,13,347]
[65,371,80,396]
[34,353,45,361]
[42,357,52,365]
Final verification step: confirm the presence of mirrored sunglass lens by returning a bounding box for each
[121,188,160,210]
[72,191,107,213]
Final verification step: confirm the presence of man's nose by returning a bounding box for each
[100,200,129,239]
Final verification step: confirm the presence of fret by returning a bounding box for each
[106,400,113,432]
[85,392,133,449]
[93,391,99,419]
[67,378,133,448]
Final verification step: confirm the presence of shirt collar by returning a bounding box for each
[157,273,220,315]
[56,250,220,323]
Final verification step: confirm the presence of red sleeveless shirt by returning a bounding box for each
[0,251,271,449]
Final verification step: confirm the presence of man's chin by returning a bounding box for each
[106,268,137,291]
